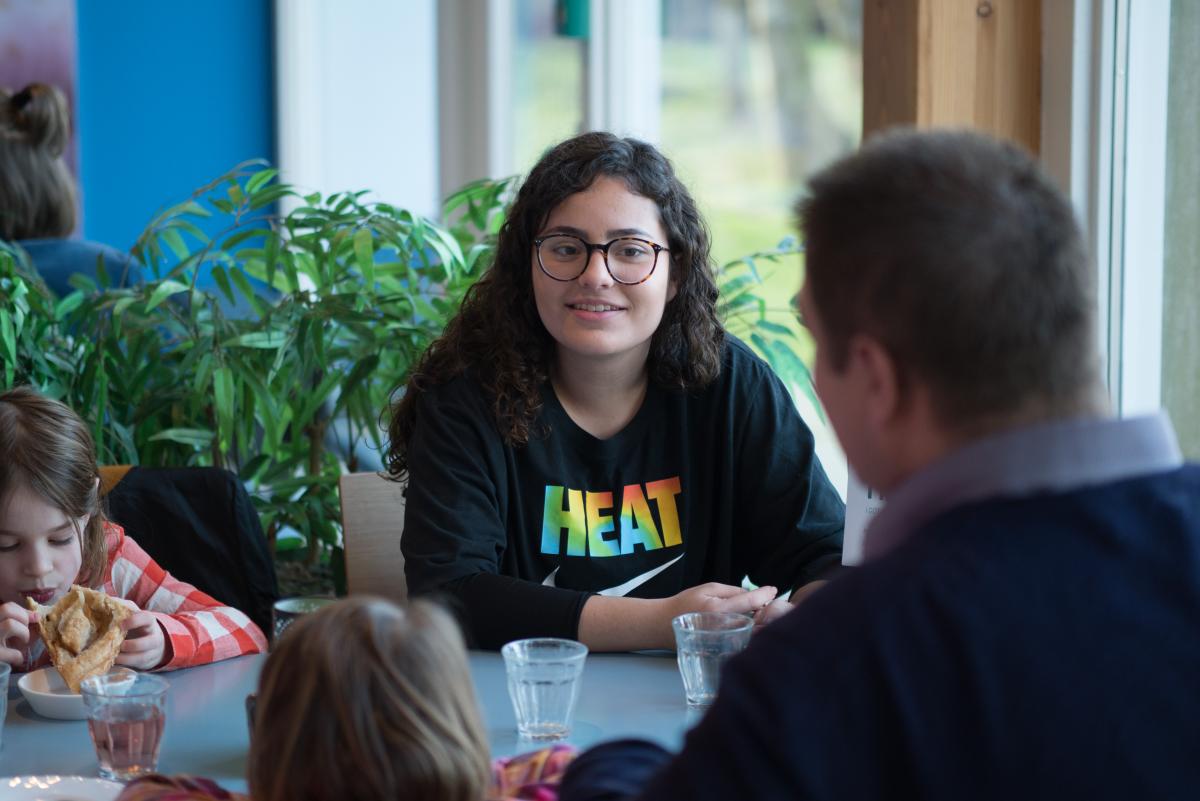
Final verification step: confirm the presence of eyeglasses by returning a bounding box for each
[534,234,669,285]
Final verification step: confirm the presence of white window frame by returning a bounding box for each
[274,0,439,217]
[1116,0,1171,416]
[436,0,662,198]
[1041,0,1172,418]
[585,0,661,143]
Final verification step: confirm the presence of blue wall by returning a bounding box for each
[76,1,274,255]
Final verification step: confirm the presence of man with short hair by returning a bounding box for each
[558,129,1200,800]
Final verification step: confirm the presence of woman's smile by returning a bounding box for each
[532,176,675,366]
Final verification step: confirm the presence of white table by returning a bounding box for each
[1,650,694,789]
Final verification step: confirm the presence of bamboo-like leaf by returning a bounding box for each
[112,296,139,319]
[224,331,288,349]
[211,266,235,305]
[172,219,211,244]
[754,319,797,338]
[192,352,214,395]
[354,228,375,287]
[245,168,279,195]
[230,268,267,316]
[248,184,292,211]
[67,273,98,294]
[294,371,343,430]
[237,366,282,452]
[239,453,271,481]
[160,228,190,260]
[54,292,84,318]
[149,428,216,448]
[332,354,380,417]
[95,254,111,288]
[221,228,271,252]
[213,364,235,439]
[0,309,16,365]
[146,280,190,311]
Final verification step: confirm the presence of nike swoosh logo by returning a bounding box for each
[541,554,684,597]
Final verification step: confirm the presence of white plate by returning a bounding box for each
[16,668,84,720]
[0,776,123,801]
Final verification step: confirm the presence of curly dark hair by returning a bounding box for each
[386,131,724,482]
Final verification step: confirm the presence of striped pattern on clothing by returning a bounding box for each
[27,521,267,672]
[103,521,268,668]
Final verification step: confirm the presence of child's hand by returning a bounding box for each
[115,600,167,670]
[0,601,35,668]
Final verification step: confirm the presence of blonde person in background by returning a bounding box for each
[0,83,142,294]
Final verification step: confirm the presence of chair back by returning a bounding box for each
[104,466,279,635]
[338,472,407,601]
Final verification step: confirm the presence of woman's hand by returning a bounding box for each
[665,582,778,622]
[116,601,167,670]
[659,582,778,649]
[580,582,778,651]
[0,601,34,668]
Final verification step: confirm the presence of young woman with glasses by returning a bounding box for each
[386,132,844,651]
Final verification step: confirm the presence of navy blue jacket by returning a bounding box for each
[561,466,1200,800]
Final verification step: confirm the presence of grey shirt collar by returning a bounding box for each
[863,413,1184,561]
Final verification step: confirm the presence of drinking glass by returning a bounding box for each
[0,662,10,749]
[501,638,588,740]
[271,595,335,642]
[672,612,753,707]
[81,672,169,781]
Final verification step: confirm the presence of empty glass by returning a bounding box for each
[501,638,588,740]
[672,612,753,707]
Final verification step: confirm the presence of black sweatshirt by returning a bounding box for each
[401,336,845,649]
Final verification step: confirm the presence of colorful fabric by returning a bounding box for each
[116,774,247,801]
[491,745,577,800]
[27,521,267,671]
[112,749,576,801]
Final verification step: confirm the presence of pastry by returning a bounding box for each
[27,585,132,692]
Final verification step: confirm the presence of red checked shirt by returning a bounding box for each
[26,522,267,672]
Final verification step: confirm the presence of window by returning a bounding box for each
[512,0,587,172]
[1098,0,1196,455]
[1160,2,1199,458]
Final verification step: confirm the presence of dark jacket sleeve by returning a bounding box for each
[733,355,845,591]
[560,608,840,801]
[558,740,675,801]
[557,649,801,801]
[401,378,590,649]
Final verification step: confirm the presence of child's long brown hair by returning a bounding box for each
[0,386,108,585]
[249,597,491,801]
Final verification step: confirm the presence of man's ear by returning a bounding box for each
[847,334,902,429]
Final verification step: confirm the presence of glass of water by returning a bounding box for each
[501,638,588,740]
[672,612,753,707]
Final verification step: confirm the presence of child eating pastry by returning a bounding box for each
[0,386,267,676]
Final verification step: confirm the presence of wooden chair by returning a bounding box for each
[338,472,407,602]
